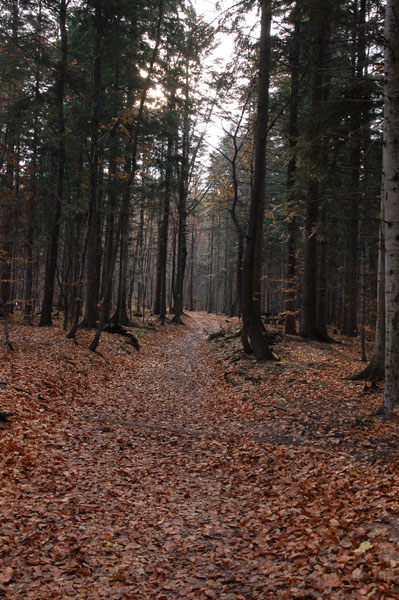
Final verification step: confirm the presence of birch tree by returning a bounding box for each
[382,0,399,415]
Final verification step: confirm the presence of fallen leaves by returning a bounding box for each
[355,541,373,554]
[1,314,399,598]
[0,567,14,584]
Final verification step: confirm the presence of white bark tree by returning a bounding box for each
[382,0,399,415]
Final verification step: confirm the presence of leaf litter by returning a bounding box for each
[1,313,399,599]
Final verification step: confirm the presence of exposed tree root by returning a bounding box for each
[103,324,140,351]
[348,360,384,382]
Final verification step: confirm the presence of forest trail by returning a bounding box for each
[2,313,399,599]
[93,312,228,437]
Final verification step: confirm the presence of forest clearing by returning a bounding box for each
[1,313,399,600]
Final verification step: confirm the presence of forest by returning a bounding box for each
[1,0,399,597]
[0,0,398,387]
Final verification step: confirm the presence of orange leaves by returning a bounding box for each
[1,313,399,598]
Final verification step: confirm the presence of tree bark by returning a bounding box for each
[24,1,43,324]
[284,16,300,336]
[240,0,276,361]
[299,1,330,340]
[381,0,399,415]
[171,77,190,325]
[342,0,366,336]
[316,203,331,340]
[39,0,67,326]
[80,0,103,328]
[154,92,175,321]
[1,0,19,314]
[350,211,385,381]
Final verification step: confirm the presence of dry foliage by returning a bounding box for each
[1,313,399,599]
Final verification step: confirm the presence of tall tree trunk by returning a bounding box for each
[172,78,190,324]
[228,138,250,350]
[39,0,67,326]
[1,0,19,314]
[81,0,103,328]
[24,1,43,324]
[206,211,214,314]
[350,211,385,381]
[89,217,121,351]
[359,199,367,362]
[189,223,195,311]
[240,0,276,361]
[381,0,399,416]
[113,180,131,324]
[342,0,366,336]
[299,1,330,340]
[170,221,177,311]
[135,200,144,315]
[154,93,175,321]
[316,203,331,339]
[171,172,188,322]
[65,150,86,338]
[284,16,300,335]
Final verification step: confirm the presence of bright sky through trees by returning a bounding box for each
[191,0,259,153]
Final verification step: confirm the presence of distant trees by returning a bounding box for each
[0,0,393,375]
[0,0,214,341]
[201,0,384,359]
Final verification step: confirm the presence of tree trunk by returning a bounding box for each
[284,16,300,336]
[316,203,331,340]
[359,201,367,362]
[154,94,175,321]
[113,183,131,325]
[189,224,195,311]
[240,0,276,361]
[135,201,144,315]
[39,0,67,326]
[299,1,330,340]
[25,1,43,324]
[80,0,103,328]
[89,215,121,351]
[381,0,399,416]
[171,167,188,323]
[206,212,214,313]
[1,0,20,315]
[172,78,190,325]
[350,213,385,381]
[342,0,366,336]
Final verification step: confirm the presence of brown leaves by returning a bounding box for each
[0,567,14,584]
[1,314,399,598]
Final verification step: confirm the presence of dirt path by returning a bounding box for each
[92,312,226,435]
[2,313,399,599]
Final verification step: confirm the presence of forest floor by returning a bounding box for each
[1,312,399,600]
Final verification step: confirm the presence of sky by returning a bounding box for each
[191,0,259,154]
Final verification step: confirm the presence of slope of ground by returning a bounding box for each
[1,313,399,600]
